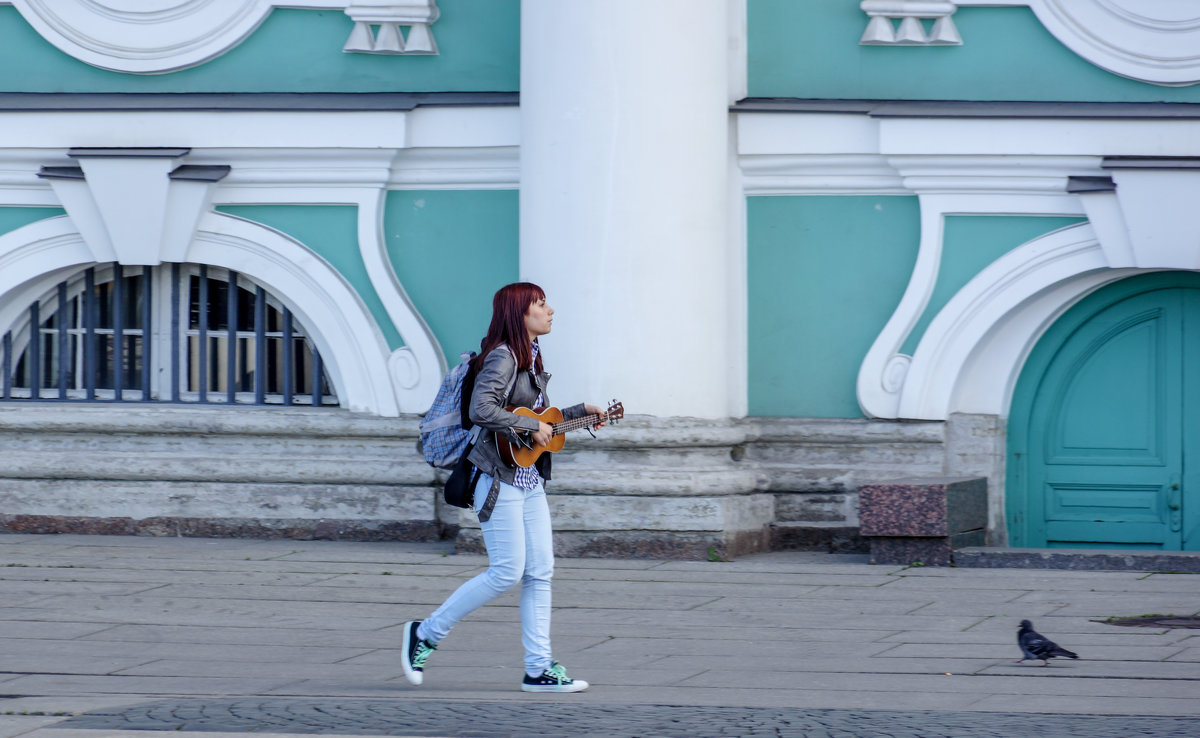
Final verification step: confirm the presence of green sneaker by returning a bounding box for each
[401,620,437,686]
[521,661,589,693]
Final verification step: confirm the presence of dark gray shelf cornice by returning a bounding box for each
[733,98,1200,119]
[0,92,519,112]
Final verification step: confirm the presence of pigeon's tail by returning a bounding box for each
[1052,647,1078,660]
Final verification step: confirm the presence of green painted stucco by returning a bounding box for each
[900,216,1086,356]
[384,190,519,366]
[215,205,401,349]
[749,1,1200,101]
[0,4,518,92]
[0,207,66,234]
[748,195,920,418]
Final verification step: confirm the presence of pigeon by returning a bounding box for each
[1016,619,1078,665]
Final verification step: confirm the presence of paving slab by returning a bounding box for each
[0,533,1198,737]
[0,716,63,738]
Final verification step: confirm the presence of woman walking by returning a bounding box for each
[403,282,606,693]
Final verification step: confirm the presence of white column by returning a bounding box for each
[520,0,736,418]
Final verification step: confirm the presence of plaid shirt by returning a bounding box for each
[513,341,544,490]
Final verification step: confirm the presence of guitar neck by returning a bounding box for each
[551,412,605,436]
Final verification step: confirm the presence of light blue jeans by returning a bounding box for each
[417,472,555,677]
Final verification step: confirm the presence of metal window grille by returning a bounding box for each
[0,263,337,406]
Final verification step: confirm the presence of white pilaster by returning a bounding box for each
[520,0,735,418]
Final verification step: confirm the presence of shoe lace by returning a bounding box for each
[413,639,436,669]
[546,661,570,683]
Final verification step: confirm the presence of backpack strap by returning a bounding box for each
[460,344,521,431]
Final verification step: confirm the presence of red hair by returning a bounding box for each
[472,282,546,375]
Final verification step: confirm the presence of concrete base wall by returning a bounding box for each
[0,405,991,557]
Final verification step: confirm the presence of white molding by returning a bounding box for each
[887,155,1100,198]
[877,118,1200,157]
[901,223,1145,420]
[0,111,411,149]
[737,112,905,195]
[1106,168,1200,269]
[994,0,1200,86]
[867,0,1200,85]
[4,0,439,74]
[856,197,942,418]
[860,1,961,46]
[389,147,519,190]
[355,189,445,408]
[0,217,94,345]
[72,152,186,265]
[738,112,884,156]
[740,154,906,196]
[189,212,400,416]
[405,106,521,149]
[343,0,440,55]
[854,160,1092,419]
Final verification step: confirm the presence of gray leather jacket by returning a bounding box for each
[467,344,586,487]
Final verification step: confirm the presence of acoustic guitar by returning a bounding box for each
[497,400,625,468]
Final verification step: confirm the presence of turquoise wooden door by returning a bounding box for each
[1009,272,1200,550]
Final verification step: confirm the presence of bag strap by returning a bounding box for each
[460,345,522,433]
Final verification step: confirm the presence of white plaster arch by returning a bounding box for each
[189,211,402,415]
[865,2,1200,84]
[1020,0,1200,87]
[0,217,97,348]
[894,222,1153,420]
[0,213,407,416]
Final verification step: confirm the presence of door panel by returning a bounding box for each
[1015,281,1184,549]
[1046,314,1168,466]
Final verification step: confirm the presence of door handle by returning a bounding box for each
[1167,485,1182,532]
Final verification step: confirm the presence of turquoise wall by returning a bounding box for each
[749,1,1200,102]
[215,205,401,349]
[0,207,66,234]
[899,216,1086,355]
[0,4,518,92]
[748,195,920,418]
[384,190,519,366]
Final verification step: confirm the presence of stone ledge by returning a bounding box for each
[455,528,770,560]
[0,479,437,520]
[770,521,867,554]
[456,493,776,533]
[0,404,419,438]
[954,547,1200,573]
[0,514,442,542]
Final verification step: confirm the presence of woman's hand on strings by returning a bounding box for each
[584,404,608,430]
[532,421,554,447]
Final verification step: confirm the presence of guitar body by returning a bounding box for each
[499,406,565,468]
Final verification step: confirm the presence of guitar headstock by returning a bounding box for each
[606,399,624,424]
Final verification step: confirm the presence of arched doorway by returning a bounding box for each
[1008,271,1200,550]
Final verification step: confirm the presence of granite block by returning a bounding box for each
[869,537,953,567]
[858,477,986,537]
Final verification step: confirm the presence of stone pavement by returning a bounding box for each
[0,534,1196,737]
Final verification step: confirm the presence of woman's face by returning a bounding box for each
[524,296,554,339]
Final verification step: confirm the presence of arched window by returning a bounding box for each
[0,263,336,406]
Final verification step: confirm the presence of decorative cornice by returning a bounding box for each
[733,99,1200,119]
[5,0,440,74]
[739,154,906,196]
[0,92,519,112]
[860,1,961,46]
[343,0,439,55]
